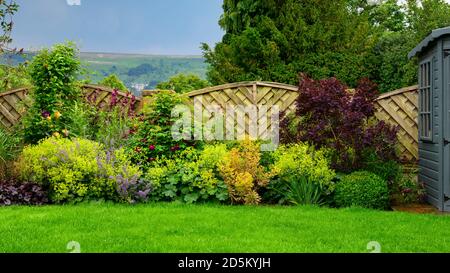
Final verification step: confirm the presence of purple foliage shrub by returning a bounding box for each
[280,74,399,172]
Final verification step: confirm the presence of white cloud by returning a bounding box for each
[66,0,81,6]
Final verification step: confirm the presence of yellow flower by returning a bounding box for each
[53,132,60,138]
[54,111,62,119]
[46,116,52,121]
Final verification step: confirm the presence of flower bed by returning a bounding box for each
[0,43,426,210]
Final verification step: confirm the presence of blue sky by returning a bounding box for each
[11,0,224,55]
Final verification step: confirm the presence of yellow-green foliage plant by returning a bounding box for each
[145,144,229,203]
[218,139,276,205]
[16,137,146,203]
[268,143,336,204]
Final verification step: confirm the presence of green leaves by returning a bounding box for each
[99,74,127,91]
[334,171,389,210]
[23,42,81,144]
[204,0,375,87]
[205,0,450,91]
[282,175,325,206]
[156,73,209,94]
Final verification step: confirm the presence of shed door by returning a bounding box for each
[444,52,450,198]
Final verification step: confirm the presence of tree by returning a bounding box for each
[0,0,19,53]
[204,0,450,92]
[99,74,128,91]
[156,73,209,93]
[22,43,81,144]
[202,0,376,87]
[406,0,450,42]
[368,0,450,92]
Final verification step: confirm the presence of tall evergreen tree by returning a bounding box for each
[202,0,376,87]
[203,0,450,92]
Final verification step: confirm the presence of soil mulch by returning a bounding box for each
[391,203,446,215]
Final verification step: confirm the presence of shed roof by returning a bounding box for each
[408,26,450,59]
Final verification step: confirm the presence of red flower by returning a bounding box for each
[149,145,155,151]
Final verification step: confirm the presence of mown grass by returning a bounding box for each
[0,203,449,253]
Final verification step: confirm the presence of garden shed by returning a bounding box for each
[409,26,450,211]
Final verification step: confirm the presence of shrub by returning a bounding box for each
[334,171,389,210]
[218,139,275,205]
[271,143,335,194]
[98,74,127,91]
[145,144,229,203]
[0,180,48,206]
[84,89,137,148]
[22,42,81,144]
[0,63,31,92]
[126,90,196,170]
[0,127,21,179]
[280,74,399,172]
[392,170,426,205]
[16,137,148,203]
[276,175,325,206]
[362,150,402,183]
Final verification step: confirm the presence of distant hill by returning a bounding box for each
[0,51,208,95]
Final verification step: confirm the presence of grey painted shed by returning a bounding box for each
[409,26,450,211]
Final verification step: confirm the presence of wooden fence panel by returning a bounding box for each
[185,82,298,139]
[0,84,141,129]
[0,87,30,129]
[374,86,419,162]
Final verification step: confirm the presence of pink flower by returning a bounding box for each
[149,145,155,151]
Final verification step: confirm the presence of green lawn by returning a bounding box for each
[0,203,449,253]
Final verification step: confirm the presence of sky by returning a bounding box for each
[11,0,224,55]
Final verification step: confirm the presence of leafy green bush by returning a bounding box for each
[0,63,31,92]
[156,73,209,94]
[22,42,81,144]
[71,101,131,149]
[334,171,389,210]
[275,175,324,206]
[145,144,228,203]
[17,137,148,203]
[126,90,196,170]
[0,127,21,179]
[267,143,335,204]
[98,74,127,91]
[362,150,402,182]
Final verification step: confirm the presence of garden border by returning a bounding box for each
[0,82,419,162]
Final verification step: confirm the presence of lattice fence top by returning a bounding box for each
[0,84,141,129]
[185,81,299,140]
